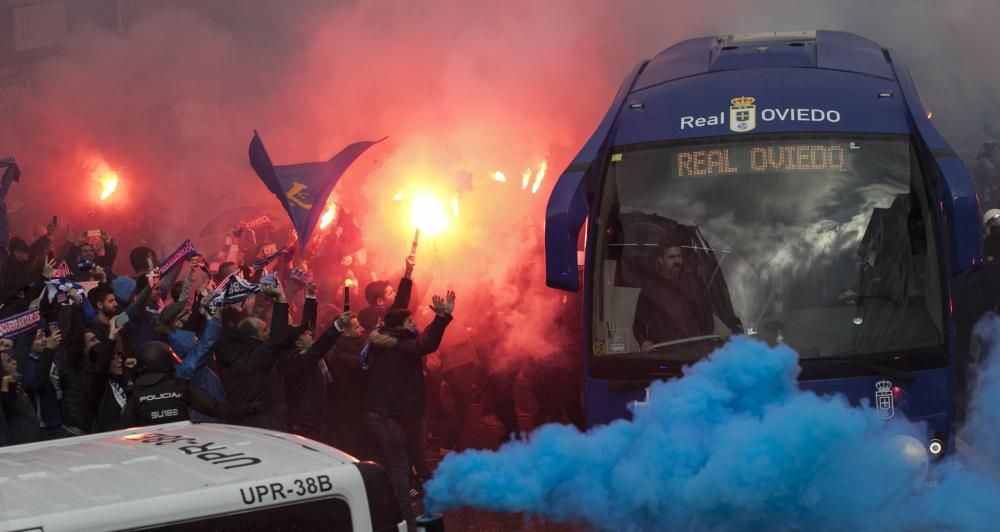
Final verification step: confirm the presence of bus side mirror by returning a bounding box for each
[936,156,982,274]
[545,169,589,291]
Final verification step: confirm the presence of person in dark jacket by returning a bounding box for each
[89,320,132,432]
[281,282,331,441]
[0,229,52,303]
[18,327,64,439]
[53,289,94,436]
[119,341,250,428]
[632,238,714,351]
[326,313,373,458]
[216,283,303,431]
[365,290,455,527]
[66,230,118,279]
[358,255,414,331]
[1,340,40,445]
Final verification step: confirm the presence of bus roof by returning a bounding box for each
[633,30,893,92]
[0,423,356,520]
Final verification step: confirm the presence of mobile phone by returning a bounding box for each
[51,215,57,227]
[86,229,102,238]
[48,322,60,334]
[113,313,130,328]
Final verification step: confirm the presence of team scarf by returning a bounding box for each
[251,244,294,272]
[157,239,199,276]
[0,308,42,338]
[52,260,71,278]
[44,278,83,304]
[244,214,271,230]
[210,272,263,307]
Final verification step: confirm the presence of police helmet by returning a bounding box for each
[136,341,177,375]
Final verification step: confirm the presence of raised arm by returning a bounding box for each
[175,313,221,380]
[391,255,416,310]
[416,291,455,355]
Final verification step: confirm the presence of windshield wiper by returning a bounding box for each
[648,335,725,352]
[803,356,915,384]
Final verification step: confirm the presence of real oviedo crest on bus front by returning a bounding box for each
[875,380,894,419]
[729,96,757,133]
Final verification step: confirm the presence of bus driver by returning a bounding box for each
[632,236,714,351]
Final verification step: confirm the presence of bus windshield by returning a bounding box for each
[591,134,944,378]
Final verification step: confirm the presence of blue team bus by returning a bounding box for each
[544,31,983,458]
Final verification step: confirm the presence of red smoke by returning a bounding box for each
[1,0,996,366]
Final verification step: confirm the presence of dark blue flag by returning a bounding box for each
[249,131,385,252]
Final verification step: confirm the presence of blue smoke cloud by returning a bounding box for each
[426,327,1000,530]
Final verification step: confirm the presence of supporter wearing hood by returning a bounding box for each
[358,255,414,331]
[365,291,455,527]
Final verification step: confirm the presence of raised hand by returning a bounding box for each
[306,281,317,298]
[42,258,56,280]
[429,290,456,316]
[44,330,63,350]
[93,265,108,284]
[109,314,124,340]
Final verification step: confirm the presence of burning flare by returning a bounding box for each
[88,158,120,201]
[531,160,547,194]
[319,201,337,230]
[410,191,450,237]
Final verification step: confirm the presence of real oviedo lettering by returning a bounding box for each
[680,96,841,132]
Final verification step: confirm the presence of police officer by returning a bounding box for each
[120,341,254,427]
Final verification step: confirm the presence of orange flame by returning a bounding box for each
[410,191,450,237]
[531,160,547,194]
[491,171,507,183]
[521,169,531,190]
[88,159,120,201]
[319,202,337,230]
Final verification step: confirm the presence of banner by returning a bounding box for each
[0,308,41,338]
[249,130,385,253]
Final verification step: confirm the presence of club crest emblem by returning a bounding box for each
[729,96,757,133]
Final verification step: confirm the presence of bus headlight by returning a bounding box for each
[928,438,944,457]
[885,435,929,486]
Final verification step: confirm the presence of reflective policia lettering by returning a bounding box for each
[130,432,262,470]
[138,392,184,402]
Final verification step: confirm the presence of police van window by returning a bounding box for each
[131,497,351,531]
[591,134,944,377]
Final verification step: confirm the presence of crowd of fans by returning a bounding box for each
[0,214,583,525]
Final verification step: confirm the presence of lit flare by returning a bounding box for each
[531,160,547,194]
[410,191,449,237]
[88,159,120,201]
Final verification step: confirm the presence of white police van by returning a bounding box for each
[0,422,405,531]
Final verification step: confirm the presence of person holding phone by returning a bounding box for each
[66,228,118,280]
[18,328,65,440]
[86,269,159,379]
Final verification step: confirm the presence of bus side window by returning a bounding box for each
[132,496,352,532]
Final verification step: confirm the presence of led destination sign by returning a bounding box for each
[673,143,849,178]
